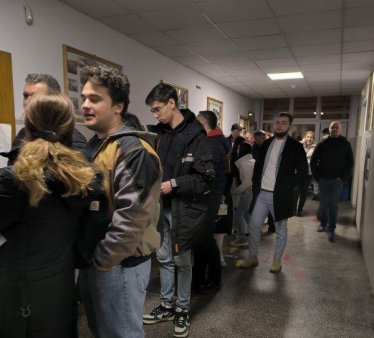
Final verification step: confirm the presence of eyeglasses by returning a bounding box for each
[150,103,166,114]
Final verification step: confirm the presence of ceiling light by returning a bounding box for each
[321,112,324,115]
[313,112,317,115]
[267,72,304,80]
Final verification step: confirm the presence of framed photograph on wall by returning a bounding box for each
[370,71,374,131]
[63,44,122,121]
[207,96,223,129]
[161,81,188,109]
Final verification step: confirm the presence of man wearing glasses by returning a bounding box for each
[143,83,214,338]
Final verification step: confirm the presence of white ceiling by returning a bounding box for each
[59,0,374,98]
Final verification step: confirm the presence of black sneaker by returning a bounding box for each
[143,303,175,325]
[173,308,190,338]
[317,224,326,232]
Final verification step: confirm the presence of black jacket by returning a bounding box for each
[251,136,308,222]
[151,109,215,254]
[0,167,105,337]
[1,127,87,165]
[207,130,230,196]
[311,136,354,181]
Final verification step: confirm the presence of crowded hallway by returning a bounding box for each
[78,199,374,338]
[1,1,374,338]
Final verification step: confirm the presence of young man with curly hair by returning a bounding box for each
[77,66,162,338]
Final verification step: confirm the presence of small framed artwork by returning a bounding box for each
[63,44,122,121]
[207,96,223,129]
[370,71,374,131]
[161,81,188,109]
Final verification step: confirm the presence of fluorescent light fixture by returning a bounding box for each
[267,72,304,80]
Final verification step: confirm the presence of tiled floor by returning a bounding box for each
[78,199,374,337]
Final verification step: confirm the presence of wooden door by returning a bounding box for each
[0,50,16,139]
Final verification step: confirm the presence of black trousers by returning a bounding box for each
[192,194,222,287]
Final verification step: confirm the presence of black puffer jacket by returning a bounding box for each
[150,109,215,254]
[0,167,106,338]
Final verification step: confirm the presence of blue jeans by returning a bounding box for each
[79,259,151,338]
[318,178,343,230]
[235,190,252,235]
[157,209,192,310]
[248,190,288,260]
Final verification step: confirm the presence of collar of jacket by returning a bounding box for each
[208,128,223,137]
[91,124,157,159]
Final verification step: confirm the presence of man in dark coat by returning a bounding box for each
[2,74,86,165]
[143,83,214,338]
[236,113,308,273]
[253,130,275,233]
[193,110,230,292]
[311,121,354,242]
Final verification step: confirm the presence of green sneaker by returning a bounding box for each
[143,303,174,325]
[173,308,190,337]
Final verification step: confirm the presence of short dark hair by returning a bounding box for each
[83,65,130,117]
[238,142,252,159]
[145,83,179,107]
[197,110,217,130]
[322,128,329,134]
[25,73,61,94]
[278,112,293,124]
[123,112,144,131]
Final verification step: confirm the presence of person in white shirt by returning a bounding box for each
[236,113,308,273]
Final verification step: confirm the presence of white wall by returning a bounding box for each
[0,0,253,135]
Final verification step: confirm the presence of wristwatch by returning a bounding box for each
[170,178,178,189]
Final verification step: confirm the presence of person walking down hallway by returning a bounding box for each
[311,121,354,242]
[143,83,214,338]
[253,130,275,233]
[236,113,308,273]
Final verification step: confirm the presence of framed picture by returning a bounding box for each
[207,97,223,129]
[161,81,188,109]
[63,44,122,121]
[370,72,374,131]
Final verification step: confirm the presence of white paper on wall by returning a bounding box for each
[0,123,12,168]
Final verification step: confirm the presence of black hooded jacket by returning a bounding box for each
[149,109,215,254]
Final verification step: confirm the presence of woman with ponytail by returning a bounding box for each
[0,93,106,337]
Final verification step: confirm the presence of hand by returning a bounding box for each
[161,181,172,195]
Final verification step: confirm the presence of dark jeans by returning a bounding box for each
[293,175,312,213]
[318,178,343,230]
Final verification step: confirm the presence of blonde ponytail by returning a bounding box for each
[14,92,97,207]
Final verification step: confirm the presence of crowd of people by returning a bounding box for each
[0,66,354,338]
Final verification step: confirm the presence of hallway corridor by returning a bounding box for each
[79,199,374,337]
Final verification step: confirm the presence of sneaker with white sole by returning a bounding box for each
[143,303,175,325]
[173,308,190,338]
[230,236,248,247]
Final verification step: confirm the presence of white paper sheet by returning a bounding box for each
[0,123,12,168]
